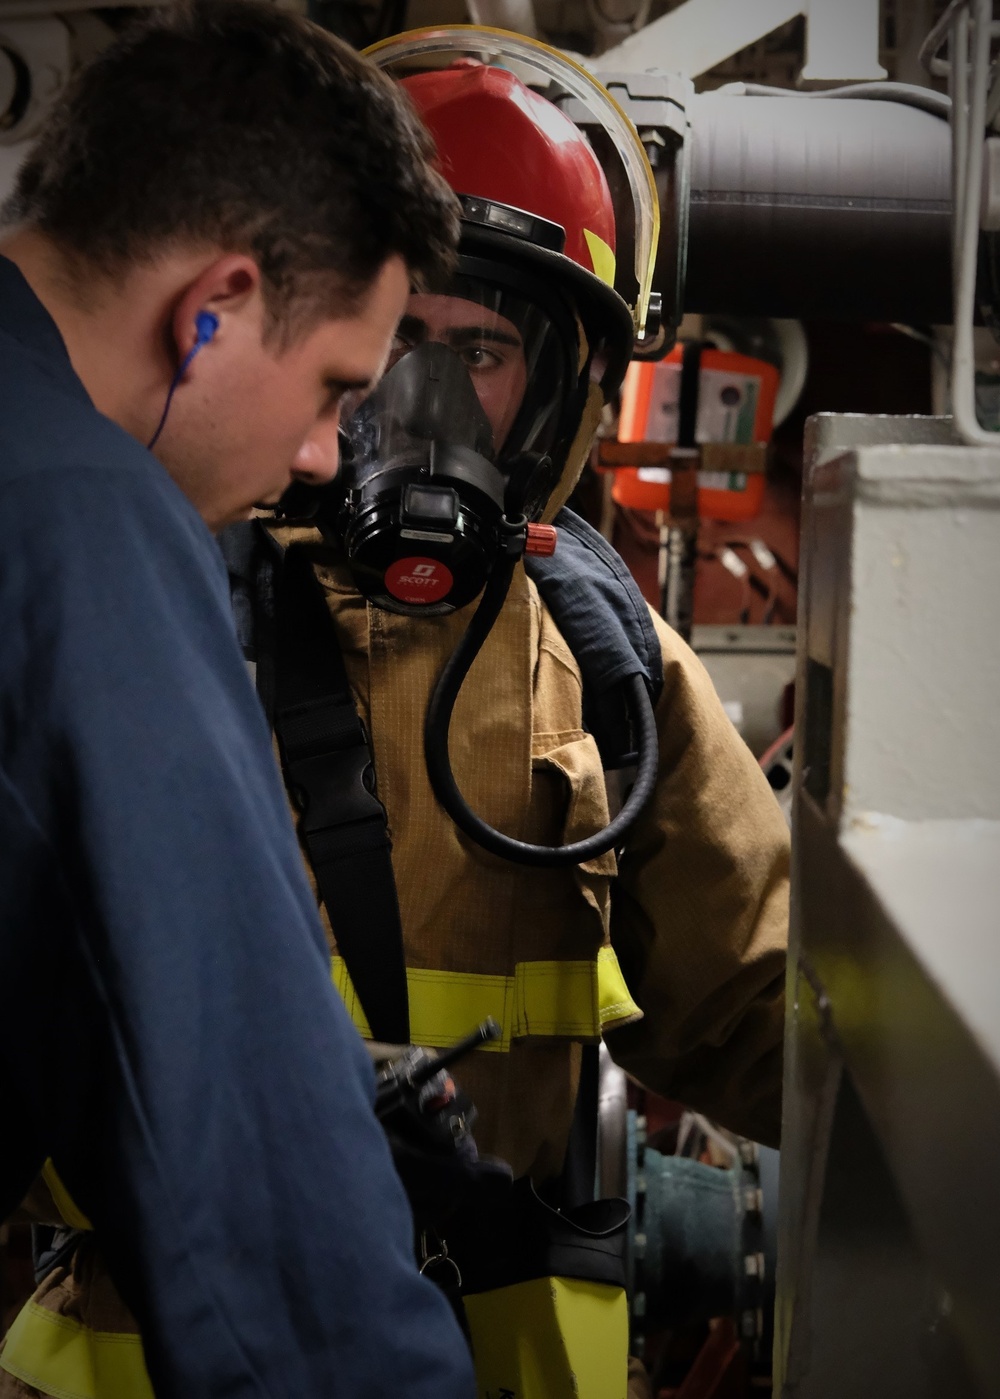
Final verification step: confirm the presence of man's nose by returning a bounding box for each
[292,419,340,483]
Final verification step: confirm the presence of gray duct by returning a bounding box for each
[682,91,952,323]
[586,77,954,328]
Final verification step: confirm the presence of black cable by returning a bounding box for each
[424,549,660,868]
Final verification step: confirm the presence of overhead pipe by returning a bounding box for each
[593,76,954,327]
[683,89,952,323]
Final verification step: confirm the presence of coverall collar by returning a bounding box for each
[0,254,92,406]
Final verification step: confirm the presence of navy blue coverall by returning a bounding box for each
[0,256,474,1398]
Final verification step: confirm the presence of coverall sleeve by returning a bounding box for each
[605,608,789,1147]
[0,463,473,1398]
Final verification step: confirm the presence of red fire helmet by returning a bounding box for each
[400,60,617,289]
[366,27,659,346]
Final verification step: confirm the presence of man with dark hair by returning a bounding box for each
[0,3,473,1396]
[8,0,456,331]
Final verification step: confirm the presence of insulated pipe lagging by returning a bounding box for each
[679,92,953,323]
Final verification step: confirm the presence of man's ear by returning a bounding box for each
[170,253,262,365]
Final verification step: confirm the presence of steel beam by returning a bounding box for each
[595,0,885,82]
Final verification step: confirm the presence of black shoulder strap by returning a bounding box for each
[273,545,409,1045]
[525,508,664,767]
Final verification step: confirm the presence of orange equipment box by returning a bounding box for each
[610,346,779,521]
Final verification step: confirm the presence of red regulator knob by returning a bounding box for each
[524,523,558,557]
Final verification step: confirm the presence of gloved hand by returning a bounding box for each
[375,1046,512,1231]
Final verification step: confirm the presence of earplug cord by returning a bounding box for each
[147,310,219,450]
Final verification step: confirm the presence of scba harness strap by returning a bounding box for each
[273,544,410,1045]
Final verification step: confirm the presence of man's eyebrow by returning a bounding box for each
[446,326,522,349]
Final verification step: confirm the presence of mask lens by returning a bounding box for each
[341,274,568,491]
[391,291,529,453]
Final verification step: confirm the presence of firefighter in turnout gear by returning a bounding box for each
[1,30,788,1399]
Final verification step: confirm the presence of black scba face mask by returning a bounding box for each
[311,258,586,616]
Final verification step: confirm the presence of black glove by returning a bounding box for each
[376,1048,512,1231]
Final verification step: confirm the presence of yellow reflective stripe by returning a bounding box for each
[331,946,640,1048]
[514,960,597,1038]
[0,1303,152,1399]
[597,944,643,1029]
[410,967,513,1049]
[464,1276,628,1399]
[42,1161,93,1232]
[582,229,616,288]
[332,959,513,1049]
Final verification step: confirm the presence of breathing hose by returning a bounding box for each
[424,540,660,868]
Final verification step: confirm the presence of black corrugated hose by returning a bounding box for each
[424,547,659,868]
